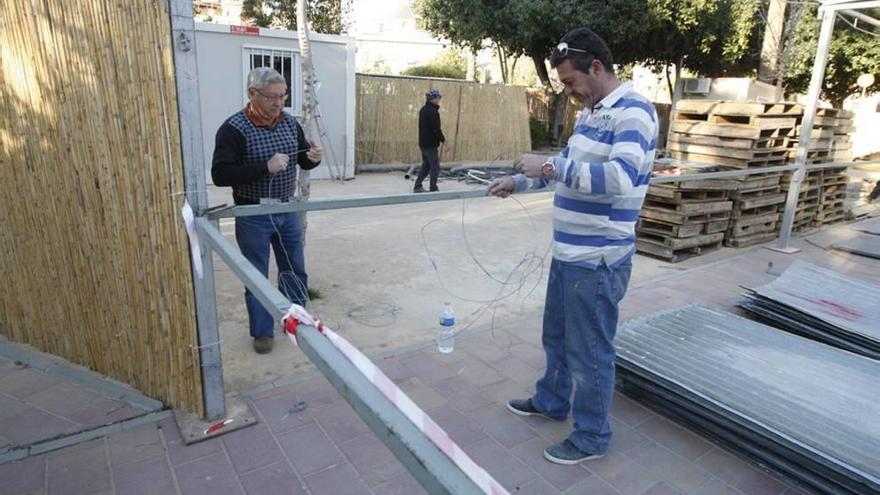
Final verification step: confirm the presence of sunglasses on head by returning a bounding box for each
[554,42,591,57]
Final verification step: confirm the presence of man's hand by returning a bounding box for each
[488,176,515,198]
[514,153,551,178]
[306,140,324,163]
[268,153,289,174]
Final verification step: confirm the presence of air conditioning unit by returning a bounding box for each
[683,78,711,95]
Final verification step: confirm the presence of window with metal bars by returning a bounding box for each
[242,46,302,114]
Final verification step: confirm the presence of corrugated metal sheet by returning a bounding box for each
[617,305,880,494]
[745,261,880,343]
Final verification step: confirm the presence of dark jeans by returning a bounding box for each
[415,147,440,189]
[234,212,308,338]
[532,258,633,454]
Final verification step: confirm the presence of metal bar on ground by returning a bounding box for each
[775,6,837,253]
[195,218,487,495]
[206,160,878,219]
[207,188,491,219]
[651,164,797,183]
[169,0,225,419]
[622,160,873,184]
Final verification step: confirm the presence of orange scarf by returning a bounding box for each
[244,104,283,127]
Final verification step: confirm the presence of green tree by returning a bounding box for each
[416,0,650,143]
[643,0,763,99]
[401,48,468,79]
[416,0,650,87]
[784,6,880,106]
[242,0,352,34]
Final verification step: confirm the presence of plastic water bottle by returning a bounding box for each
[438,302,455,354]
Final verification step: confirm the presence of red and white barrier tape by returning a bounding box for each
[282,304,509,495]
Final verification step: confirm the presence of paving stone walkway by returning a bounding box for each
[6,236,876,495]
[0,355,149,454]
[1,330,806,495]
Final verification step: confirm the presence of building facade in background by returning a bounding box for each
[194,0,245,25]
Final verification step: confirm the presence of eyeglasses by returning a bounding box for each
[554,42,591,58]
[255,89,288,102]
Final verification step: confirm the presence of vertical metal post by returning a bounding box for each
[774,6,836,253]
[168,0,226,419]
[345,38,357,178]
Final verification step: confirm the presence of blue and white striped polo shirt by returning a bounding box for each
[514,82,658,268]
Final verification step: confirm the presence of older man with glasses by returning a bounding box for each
[489,28,658,465]
[212,67,324,355]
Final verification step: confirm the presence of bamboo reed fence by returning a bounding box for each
[356,74,532,165]
[0,0,202,414]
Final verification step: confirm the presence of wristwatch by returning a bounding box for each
[541,159,556,178]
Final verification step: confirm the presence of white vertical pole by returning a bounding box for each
[773,6,836,252]
[345,38,356,178]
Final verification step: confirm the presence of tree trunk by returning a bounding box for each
[776,2,805,100]
[675,60,682,99]
[549,91,570,146]
[497,46,509,84]
[664,63,674,103]
[532,53,551,88]
[758,0,787,84]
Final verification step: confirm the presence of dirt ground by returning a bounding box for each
[207,171,779,392]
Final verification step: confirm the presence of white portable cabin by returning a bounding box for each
[194,22,356,181]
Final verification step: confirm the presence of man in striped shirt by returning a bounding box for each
[490,28,657,465]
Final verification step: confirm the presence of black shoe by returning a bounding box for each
[413,184,426,193]
[506,398,564,421]
[429,185,439,192]
[544,439,604,465]
[253,336,273,354]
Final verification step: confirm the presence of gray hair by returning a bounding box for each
[247,67,286,91]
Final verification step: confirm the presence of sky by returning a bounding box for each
[349,0,415,34]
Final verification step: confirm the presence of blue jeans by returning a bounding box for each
[532,258,632,454]
[235,212,308,338]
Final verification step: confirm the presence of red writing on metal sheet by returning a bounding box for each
[230,25,260,36]
[782,290,862,321]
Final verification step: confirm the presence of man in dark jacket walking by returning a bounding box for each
[414,89,446,192]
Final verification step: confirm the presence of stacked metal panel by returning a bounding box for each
[739,261,880,359]
[616,305,880,494]
[833,235,880,260]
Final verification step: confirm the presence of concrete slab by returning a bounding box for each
[174,394,257,445]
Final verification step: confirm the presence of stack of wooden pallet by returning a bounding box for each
[669,100,797,169]
[832,109,855,162]
[780,169,823,231]
[814,166,849,226]
[666,101,801,247]
[817,108,851,226]
[726,174,787,247]
[787,108,836,164]
[637,177,733,262]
